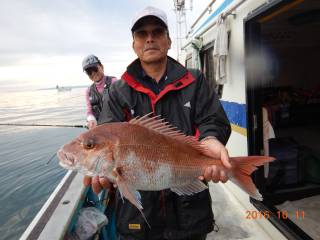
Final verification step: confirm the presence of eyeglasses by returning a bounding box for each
[85,66,98,76]
[133,27,167,40]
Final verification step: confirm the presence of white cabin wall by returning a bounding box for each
[182,0,274,157]
[222,0,267,103]
[220,0,267,155]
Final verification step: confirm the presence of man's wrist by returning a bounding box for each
[201,136,217,142]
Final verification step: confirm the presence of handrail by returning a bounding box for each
[182,0,247,50]
[194,0,246,39]
[0,123,87,128]
[190,0,218,29]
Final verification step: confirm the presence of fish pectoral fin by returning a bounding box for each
[116,175,151,228]
[113,168,142,208]
[118,182,142,209]
[171,180,208,196]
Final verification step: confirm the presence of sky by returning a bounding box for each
[0,0,210,91]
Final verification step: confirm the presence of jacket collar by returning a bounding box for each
[121,56,195,113]
[125,56,187,85]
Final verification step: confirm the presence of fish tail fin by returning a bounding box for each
[229,156,274,201]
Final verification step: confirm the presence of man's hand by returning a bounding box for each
[87,120,97,129]
[199,137,231,183]
[83,175,112,194]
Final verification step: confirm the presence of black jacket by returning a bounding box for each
[99,57,231,239]
[89,76,113,120]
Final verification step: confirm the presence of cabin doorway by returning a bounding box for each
[245,0,320,239]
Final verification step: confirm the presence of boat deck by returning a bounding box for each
[21,172,287,240]
[207,182,286,240]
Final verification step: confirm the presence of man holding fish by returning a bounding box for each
[89,6,231,239]
[58,6,273,240]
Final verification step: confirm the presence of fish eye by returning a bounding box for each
[82,139,95,150]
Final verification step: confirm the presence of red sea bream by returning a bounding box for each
[57,114,274,225]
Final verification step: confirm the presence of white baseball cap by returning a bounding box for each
[131,6,168,32]
[82,54,101,70]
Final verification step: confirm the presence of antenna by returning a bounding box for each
[173,0,192,61]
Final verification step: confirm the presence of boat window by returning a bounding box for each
[200,45,223,98]
[185,53,192,69]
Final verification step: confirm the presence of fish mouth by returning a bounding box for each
[57,149,106,176]
[57,149,75,166]
[58,158,98,176]
[59,161,76,170]
[57,149,83,171]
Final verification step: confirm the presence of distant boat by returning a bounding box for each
[56,85,72,92]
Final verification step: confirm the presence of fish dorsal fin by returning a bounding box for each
[171,180,208,196]
[129,113,209,154]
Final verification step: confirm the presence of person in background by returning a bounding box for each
[82,54,116,129]
[84,6,232,240]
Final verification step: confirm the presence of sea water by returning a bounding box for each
[0,87,87,239]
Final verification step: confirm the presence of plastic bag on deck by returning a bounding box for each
[74,207,108,240]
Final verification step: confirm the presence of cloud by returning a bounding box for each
[0,0,191,90]
[0,1,130,57]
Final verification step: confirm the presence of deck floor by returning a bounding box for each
[276,194,320,240]
[206,183,274,240]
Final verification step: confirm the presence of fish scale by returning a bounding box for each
[116,145,173,190]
